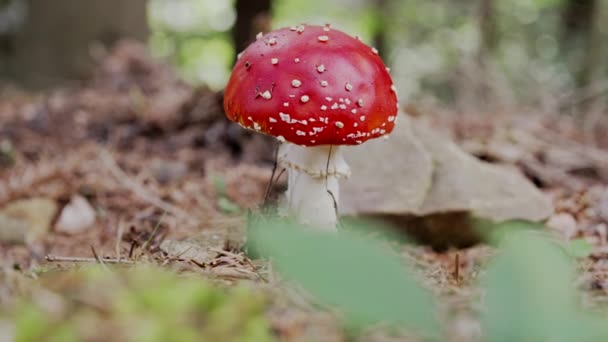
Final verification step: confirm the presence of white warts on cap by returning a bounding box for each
[261,91,272,100]
[300,95,310,103]
[335,121,344,128]
[277,135,286,142]
[296,25,305,33]
[291,79,302,87]
[371,47,379,54]
[256,32,263,39]
[318,35,329,42]
[269,117,277,123]
[360,115,366,121]
[345,83,353,91]
[283,102,289,107]
[388,115,395,122]
[267,38,277,46]
[294,58,300,63]
[320,80,328,87]
[321,105,327,111]
[271,58,279,65]
[357,99,364,107]
[317,64,326,73]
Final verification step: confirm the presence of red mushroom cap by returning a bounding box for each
[223,24,398,146]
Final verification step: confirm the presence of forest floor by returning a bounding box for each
[1,42,608,341]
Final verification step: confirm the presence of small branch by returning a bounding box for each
[45,255,135,264]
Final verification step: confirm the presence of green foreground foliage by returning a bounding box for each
[250,218,608,341]
[10,266,274,342]
[5,219,608,341]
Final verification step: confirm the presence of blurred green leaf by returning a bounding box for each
[482,230,608,342]
[473,218,545,244]
[249,218,438,337]
[563,238,594,259]
[218,197,241,214]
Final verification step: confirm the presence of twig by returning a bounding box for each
[141,211,166,251]
[45,255,134,264]
[115,219,124,262]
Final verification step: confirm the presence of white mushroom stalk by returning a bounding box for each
[278,142,350,231]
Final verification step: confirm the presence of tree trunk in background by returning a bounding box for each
[478,0,497,58]
[232,0,271,64]
[560,0,598,88]
[6,0,148,88]
[371,0,390,60]
[579,0,605,89]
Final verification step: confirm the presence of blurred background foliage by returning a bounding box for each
[148,0,607,109]
[0,0,606,111]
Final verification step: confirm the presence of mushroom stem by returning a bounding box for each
[278,143,350,231]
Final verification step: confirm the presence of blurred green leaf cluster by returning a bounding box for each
[12,266,274,342]
[150,0,608,105]
[250,217,608,340]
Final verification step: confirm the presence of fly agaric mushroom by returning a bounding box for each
[224,24,398,230]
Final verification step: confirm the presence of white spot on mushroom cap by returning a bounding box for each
[269,117,277,123]
[351,109,357,114]
[283,102,289,107]
[318,35,329,42]
[357,99,364,107]
[261,91,272,100]
[317,64,326,73]
[335,121,344,128]
[277,136,286,142]
[271,58,279,65]
[345,83,353,91]
[371,47,379,54]
[331,103,339,110]
[267,38,277,45]
[296,25,305,33]
[325,97,333,101]
[256,32,263,40]
[300,95,310,103]
[253,122,261,130]
[291,79,302,88]
[321,105,327,111]
[296,130,306,136]
[360,115,366,121]
[289,26,297,31]
[294,58,300,63]
[320,80,328,87]
[388,116,395,122]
